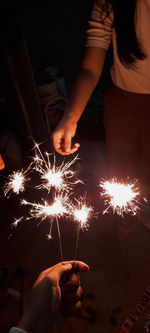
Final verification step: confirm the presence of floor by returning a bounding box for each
[0,135,150,333]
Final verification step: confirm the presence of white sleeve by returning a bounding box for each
[9,328,28,333]
[85,0,114,50]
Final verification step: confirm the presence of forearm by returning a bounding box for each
[65,68,100,122]
[63,47,107,123]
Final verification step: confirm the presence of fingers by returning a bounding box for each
[44,262,72,284]
[61,285,83,317]
[52,119,79,155]
[61,273,80,293]
[52,132,63,154]
[39,261,89,288]
[62,286,83,308]
[69,143,80,154]
[53,260,89,280]
[60,143,80,156]
[64,261,90,273]
[53,139,80,156]
[63,132,72,153]
[53,132,80,156]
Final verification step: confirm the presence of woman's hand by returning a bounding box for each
[52,116,80,155]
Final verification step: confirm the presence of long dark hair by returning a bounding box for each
[99,0,146,67]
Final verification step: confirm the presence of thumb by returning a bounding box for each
[52,132,62,151]
[47,262,73,282]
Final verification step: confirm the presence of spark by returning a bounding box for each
[100,178,141,216]
[72,197,93,259]
[21,193,68,261]
[4,170,28,197]
[22,194,65,226]
[11,217,23,228]
[4,141,85,262]
[21,194,68,221]
[47,232,52,240]
[32,142,81,192]
[73,201,93,230]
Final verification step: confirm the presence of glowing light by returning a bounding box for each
[33,142,81,192]
[72,198,93,259]
[21,194,68,221]
[4,171,27,196]
[100,178,141,216]
[43,170,62,188]
[21,193,68,260]
[73,203,93,229]
[11,217,23,228]
[4,140,87,262]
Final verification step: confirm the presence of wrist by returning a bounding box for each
[63,105,81,123]
[63,112,76,122]
[18,310,56,333]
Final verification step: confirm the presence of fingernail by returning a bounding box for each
[83,265,90,271]
[65,264,72,269]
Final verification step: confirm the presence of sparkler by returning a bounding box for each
[3,141,92,261]
[100,178,141,217]
[4,170,29,197]
[21,194,69,261]
[32,142,81,193]
[72,198,93,259]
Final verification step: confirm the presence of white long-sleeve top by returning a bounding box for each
[85,0,150,94]
[9,328,27,333]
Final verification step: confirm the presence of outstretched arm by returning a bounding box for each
[52,46,107,155]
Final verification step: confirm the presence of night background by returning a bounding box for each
[0,1,150,332]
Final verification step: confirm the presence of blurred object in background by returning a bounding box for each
[0,0,49,152]
[35,65,68,138]
[0,131,22,170]
[0,154,5,170]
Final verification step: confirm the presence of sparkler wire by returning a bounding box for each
[4,140,91,261]
[56,216,63,262]
[74,221,81,260]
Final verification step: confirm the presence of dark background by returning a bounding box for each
[0,0,112,149]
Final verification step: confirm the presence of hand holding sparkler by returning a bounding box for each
[52,115,80,155]
[17,261,89,333]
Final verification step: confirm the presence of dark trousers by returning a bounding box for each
[103,83,150,195]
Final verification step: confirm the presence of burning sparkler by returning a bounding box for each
[71,198,93,259]
[100,178,142,217]
[21,194,69,261]
[4,141,91,261]
[32,142,81,193]
[4,170,29,197]
[21,195,68,221]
